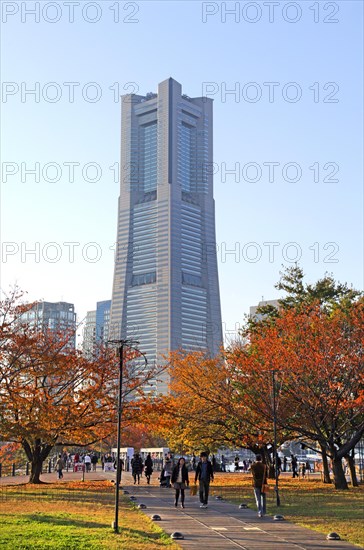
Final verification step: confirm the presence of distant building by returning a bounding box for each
[95,300,111,346]
[83,300,111,357]
[83,309,96,358]
[249,299,279,321]
[20,301,77,350]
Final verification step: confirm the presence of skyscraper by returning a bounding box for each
[110,78,222,393]
[20,301,77,350]
[83,300,111,358]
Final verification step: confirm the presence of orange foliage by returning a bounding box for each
[0,287,166,482]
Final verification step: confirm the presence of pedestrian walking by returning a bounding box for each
[251,454,268,518]
[163,453,173,488]
[190,453,196,471]
[291,454,299,478]
[283,456,288,472]
[171,457,189,508]
[84,453,91,472]
[91,454,98,472]
[144,452,153,484]
[131,453,143,484]
[194,452,214,508]
[234,455,240,471]
[220,454,226,472]
[55,454,65,479]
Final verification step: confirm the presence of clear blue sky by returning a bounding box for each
[1,0,363,343]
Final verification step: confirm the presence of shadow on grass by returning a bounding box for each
[25,514,107,529]
[120,526,171,542]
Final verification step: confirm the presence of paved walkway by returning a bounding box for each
[102,471,359,550]
[1,470,360,549]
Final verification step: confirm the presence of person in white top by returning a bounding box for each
[84,454,91,472]
[171,457,189,508]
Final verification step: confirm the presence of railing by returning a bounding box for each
[0,458,74,478]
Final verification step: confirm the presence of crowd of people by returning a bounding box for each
[52,448,314,516]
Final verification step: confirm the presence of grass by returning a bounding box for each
[0,481,180,550]
[210,474,364,548]
[1,475,362,548]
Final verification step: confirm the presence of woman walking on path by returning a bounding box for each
[251,454,268,518]
[171,457,189,508]
[144,452,153,484]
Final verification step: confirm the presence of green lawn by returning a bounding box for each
[0,482,180,550]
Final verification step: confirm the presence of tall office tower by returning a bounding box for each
[20,301,77,350]
[110,78,222,393]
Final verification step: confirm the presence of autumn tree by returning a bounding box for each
[228,301,364,490]
[0,288,165,483]
[143,350,288,464]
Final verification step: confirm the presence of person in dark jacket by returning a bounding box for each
[291,454,299,478]
[251,454,268,517]
[55,454,65,479]
[131,453,143,484]
[144,453,153,484]
[194,452,214,508]
[171,457,189,508]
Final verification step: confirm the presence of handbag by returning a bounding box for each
[190,485,197,496]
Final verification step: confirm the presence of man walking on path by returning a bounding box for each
[195,452,214,508]
[55,454,65,479]
[291,454,299,478]
[251,454,268,518]
[131,453,144,485]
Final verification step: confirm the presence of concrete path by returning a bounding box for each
[101,472,359,550]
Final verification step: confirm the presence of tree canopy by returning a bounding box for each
[0,288,164,482]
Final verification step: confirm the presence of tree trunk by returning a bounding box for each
[22,438,54,484]
[345,453,358,487]
[320,445,332,484]
[29,458,44,484]
[332,456,348,490]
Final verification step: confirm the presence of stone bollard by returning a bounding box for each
[327,532,341,540]
[171,532,184,540]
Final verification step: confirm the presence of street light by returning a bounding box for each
[107,338,147,534]
[272,369,281,506]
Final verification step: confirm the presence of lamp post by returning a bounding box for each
[272,369,281,506]
[108,338,146,534]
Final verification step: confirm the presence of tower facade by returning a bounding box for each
[20,301,77,350]
[110,78,222,393]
